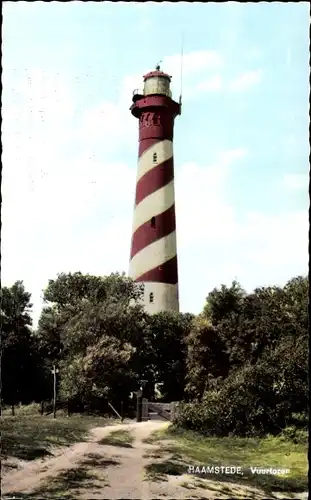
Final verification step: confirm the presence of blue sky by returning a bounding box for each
[2,2,309,325]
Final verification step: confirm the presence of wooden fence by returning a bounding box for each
[141,400,181,421]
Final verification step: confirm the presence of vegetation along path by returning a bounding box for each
[2,420,307,500]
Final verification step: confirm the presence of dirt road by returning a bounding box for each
[1,420,296,499]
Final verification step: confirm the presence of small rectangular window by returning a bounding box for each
[153,152,157,163]
[151,217,156,228]
[149,292,154,303]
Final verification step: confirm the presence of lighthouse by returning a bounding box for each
[129,65,181,314]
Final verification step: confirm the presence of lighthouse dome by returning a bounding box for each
[143,66,172,98]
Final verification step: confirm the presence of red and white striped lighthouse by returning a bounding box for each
[129,65,181,314]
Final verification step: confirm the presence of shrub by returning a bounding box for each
[175,391,225,435]
[16,402,42,415]
[175,360,298,437]
[281,427,308,445]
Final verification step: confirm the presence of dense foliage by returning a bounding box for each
[1,273,308,436]
[1,281,42,406]
[177,276,308,436]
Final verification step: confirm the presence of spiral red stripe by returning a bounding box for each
[135,256,178,284]
[130,204,176,259]
[139,138,160,157]
[135,159,174,206]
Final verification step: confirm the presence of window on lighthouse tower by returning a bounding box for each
[153,152,157,163]
[149,293,154,303]
[151,217,156,228]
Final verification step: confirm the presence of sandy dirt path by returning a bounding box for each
[1,420,298,499]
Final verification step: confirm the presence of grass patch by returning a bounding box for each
[1,414,114,461]
[80,452,120,468]
[99,428,134,448]
[146,426,308,495]
[180,480,196,490]
[143,450,165,459]
[144,453,186,482]
[142,426,169,444]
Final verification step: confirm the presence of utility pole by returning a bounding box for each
[136,389,142,422]
[51,364,59,418]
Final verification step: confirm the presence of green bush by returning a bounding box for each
[2,402,42,416]
[175,391,225,435]
[281,427,308,445]
[288,412,309,429]
[175,361,301,437]
[178,319,308,438]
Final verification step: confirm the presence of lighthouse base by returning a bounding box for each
[140,282,179,315]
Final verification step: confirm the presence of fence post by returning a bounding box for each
[142,398,148,420]
[136,390,142,422]
[53,366,56,418]
[170,401,181,422]
[170,402,175,422]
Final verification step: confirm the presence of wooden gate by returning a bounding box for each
[142,400,180,421]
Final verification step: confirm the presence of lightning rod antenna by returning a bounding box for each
[179,32,184,112]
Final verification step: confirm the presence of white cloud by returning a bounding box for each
[117,50,225,99]
[217,148,247,166]
[1,154,136,326]
[1,68,136,328]
[77,100,136,153]
[163,50,224,76]
[196,74,223,93]
[160,50,225,100]
[176,160,308,313]
[175,145,306,312]
[228,69,263,91]
[282,173,308,191]
[240,211,307,267]
[2,68,75,143]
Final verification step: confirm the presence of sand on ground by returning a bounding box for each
[1,420,305,499]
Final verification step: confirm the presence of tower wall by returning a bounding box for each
[129,87,180,314]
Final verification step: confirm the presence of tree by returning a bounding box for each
[36,271,145,364]
[59,296,147,402]
[43,271,143,311]
[261,332,308,418]
[35,272,148,411]
[217,277,308,370]
[147,311,194,402]
[282,276,308,337]
[203,280,246,325]
[185,315,229,400]
[1,281,38,406]
[178,275,308,436]
[36,306,64,363]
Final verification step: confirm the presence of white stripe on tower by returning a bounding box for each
[136,140,173,182]
[130,231,177,280]
[132,180,175,233]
